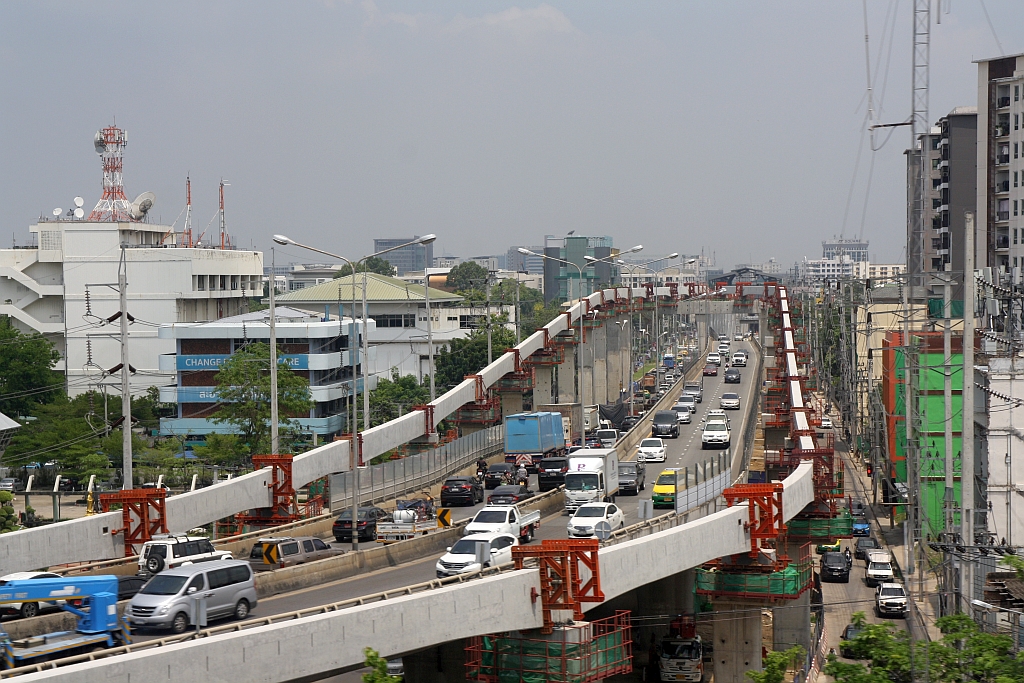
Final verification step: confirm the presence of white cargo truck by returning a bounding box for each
[563,449,620,513]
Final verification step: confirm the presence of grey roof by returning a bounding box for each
[216,307,322,323]
[948,106,978,116]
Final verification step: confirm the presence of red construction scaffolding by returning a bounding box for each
[100,488,168,557]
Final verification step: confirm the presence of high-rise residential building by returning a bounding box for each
[905,108,978,284]
[907,128,942,279]
[975,54,1024,274]
[373,238,434,276]
[821,239,870,263]
[937,108,979,278]
[542,235,616,303]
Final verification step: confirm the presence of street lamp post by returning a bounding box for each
[518,248,587,408]
[273,233,436,552]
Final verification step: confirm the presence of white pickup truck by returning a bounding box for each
[464,505,541,543]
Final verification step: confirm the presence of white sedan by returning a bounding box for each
[567,503,625,538]
[637,438,667,463]
[435,532,518,578]
[820,415,833,429]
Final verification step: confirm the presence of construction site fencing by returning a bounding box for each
[695,544,814,600]
[328,425,504,512]
[465,611,633,683]
[786,511,853,539]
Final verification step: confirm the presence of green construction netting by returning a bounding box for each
[787,511,853,538]
[473,631,628,683]
[696,564,809,597]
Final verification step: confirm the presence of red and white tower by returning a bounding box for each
[88,124,134,221]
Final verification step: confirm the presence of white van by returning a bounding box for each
[126,560,258,633]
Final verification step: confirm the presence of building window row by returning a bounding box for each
[193,274,258,292]
[372,314,416,328]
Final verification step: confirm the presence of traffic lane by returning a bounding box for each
[615,357,757,528]
[823,451,908,658]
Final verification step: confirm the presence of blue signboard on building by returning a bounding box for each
[177,354,309,371]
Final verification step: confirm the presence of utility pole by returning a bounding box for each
[485,273,493,365]
[270,248,279,454]
[942,271,954,613]
[425,269,434,403]
[962,210,977,609]
[119,247,133,490]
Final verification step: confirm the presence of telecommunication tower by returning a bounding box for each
[88,124,133,222]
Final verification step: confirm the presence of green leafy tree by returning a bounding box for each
[826,611,1024,683]
[0,317,62,416]
[211,342,313,455]
[192,433,249,468]
[5,394,105,480]
[368,371,430,428]
[434,324,517,391]
[361,647,401,683]
[446,261,489,294]
[747,646,804,683]
[334,257,397,279]
[0,491,17,533]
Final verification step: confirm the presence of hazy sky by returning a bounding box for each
[3,1,1023,270]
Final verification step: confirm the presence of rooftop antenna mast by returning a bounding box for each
[219,179,230,250]
[88,124,133,221]
[184,176,193,248]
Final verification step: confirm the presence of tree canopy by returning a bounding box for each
[0,317,62,417]
[434,324,517,391]
[211,342,313,455]
[826,611,1024,683]
[446,261,489,294]
[368,371,430,429]
[333,256,397,279]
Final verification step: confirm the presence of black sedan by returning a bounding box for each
[619,416,641,431]
[820,551,850,582]
[440,476,484,506]
[839,623,863,658]
[332,506,388,542]
[723,368,741,383]
[487,485,534,505]
[484,463,515,489]
[854,536,880,560]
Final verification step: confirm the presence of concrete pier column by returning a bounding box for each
[773,589,811,653]
[581,325,596,407]
[500,392,523,417]
[534,367,553,406]
[712,602,763,683]
[403,640,466,683]
[605,319,624,401]
[557,347,577,404]
[591,324,608,404]
[586,569,696,675]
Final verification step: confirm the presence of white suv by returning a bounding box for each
[701,421,731,449]
[139,535,233,574]
[875,582,907,618]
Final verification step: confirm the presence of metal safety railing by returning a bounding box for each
[0,558,533,679]
[328,424,505,512]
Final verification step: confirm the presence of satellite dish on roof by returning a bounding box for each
[94,131,105,155]
[129,191,156,220]
[74,208,84,219]
[74,196,84,208]
[52,208,62,217]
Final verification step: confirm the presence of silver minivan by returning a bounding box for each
[126,559,257,634]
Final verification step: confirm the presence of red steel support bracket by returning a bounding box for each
[100,488,168,557]
[723,483,785,558]
[412,403,435,434]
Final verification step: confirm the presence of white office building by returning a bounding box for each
[0,219,263,395]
